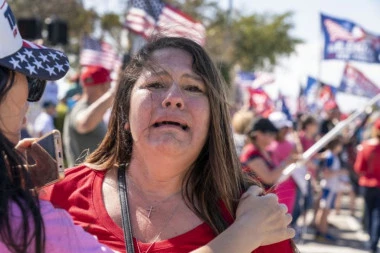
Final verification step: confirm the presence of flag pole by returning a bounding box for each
[314,12,328,117]
[278,92,380,183]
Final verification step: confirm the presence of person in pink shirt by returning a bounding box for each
[268,112,298,214]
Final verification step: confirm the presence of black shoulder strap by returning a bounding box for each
[118,164,135,253]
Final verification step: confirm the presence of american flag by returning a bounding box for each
[125,0,206,45]
[79,36,121,70]
[236,71,275,89]
[324,19,364,42]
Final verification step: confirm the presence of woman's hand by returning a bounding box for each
[191,185,295,253]
[235,185,295,247]
[16,138,59,188]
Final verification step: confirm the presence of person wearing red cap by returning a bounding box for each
[354,118,380,253]
[63,65,115,167]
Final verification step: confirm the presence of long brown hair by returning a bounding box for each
[86,37,251,234]
[0,66,45,252]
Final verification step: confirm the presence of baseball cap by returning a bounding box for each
[80,66,111,87]
[246,117,278,135]
[268,111,293,129]
[0,0,69,80]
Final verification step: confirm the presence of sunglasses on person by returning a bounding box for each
[26,77,47,102]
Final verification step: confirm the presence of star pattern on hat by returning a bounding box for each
[9,58,21,69]
[24,50,35,59]
[46,65,56,76]
[56,50,65,57]
[54,63,65,73]
[49,52,58,61]
[3,44,70,80]
[16,52,27,63]
[33,59,43,69]
[38,53,49,63]
[25,63,37,75]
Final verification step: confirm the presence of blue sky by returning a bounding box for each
[84,0,380,112]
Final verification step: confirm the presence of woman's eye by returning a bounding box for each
[185,85,203,93]
[146,82,163,89]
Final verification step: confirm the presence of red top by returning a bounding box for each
[240,144,275,171]
[299,132,315,152]
[39,165,293,253]
[240,143,276,190]
[354,140,380,188]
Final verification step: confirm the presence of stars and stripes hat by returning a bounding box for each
[0,0,69,80]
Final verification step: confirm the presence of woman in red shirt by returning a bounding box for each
[355,118,380,253]
[42,37,296,253]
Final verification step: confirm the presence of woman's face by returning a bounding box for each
[128,48,210,161]
[0,72,28,144]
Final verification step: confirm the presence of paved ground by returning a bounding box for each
[294,196,376,253]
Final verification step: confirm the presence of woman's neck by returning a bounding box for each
[127,154,187,199]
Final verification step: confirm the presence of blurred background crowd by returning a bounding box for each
[8,0,380,252]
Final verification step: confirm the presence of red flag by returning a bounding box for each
[247,88,274,117]
[318,83,337,105]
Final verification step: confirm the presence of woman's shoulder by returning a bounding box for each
[39,164,106,205]
[218,200,294,253]
[1,200,115,253]
[39,200,115,253]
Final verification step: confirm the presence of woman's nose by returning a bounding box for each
[162,84,184,110]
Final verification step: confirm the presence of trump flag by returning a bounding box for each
[339,64,380,98]
[303,76,337,112]
[321,13,380,63]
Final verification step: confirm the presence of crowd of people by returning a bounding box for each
[232,99,380,253]
[1,1,380,253]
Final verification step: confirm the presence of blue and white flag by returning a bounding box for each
[321,13,380,63]
[277,94,293,121]
[340,64,380,98]
[303,76,338,112]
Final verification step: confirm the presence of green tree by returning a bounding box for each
[231,11,302,71]
[100,13,124,51]
[162,2,301,72]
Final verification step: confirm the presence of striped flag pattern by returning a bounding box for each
[125,0,206,45]
[79,36,121,71]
